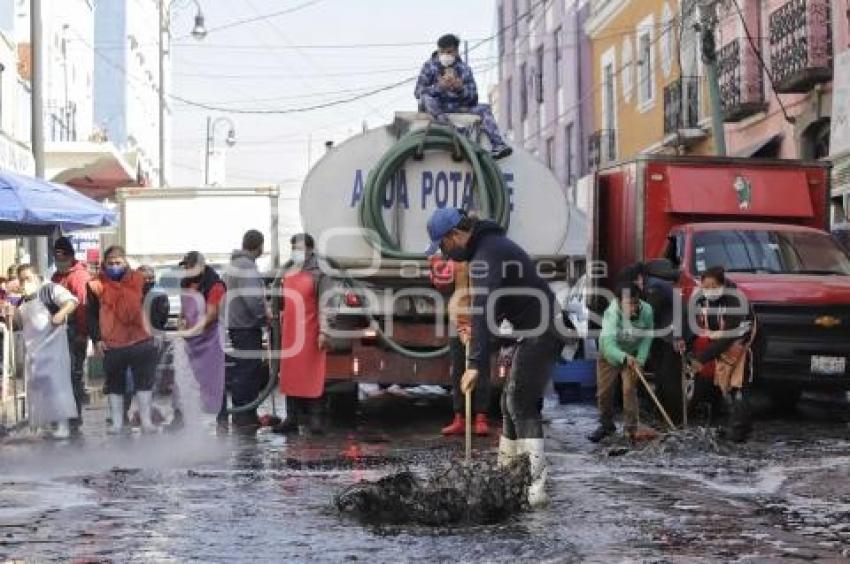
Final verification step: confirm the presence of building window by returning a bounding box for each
[498,4,505,54]
[554,26,564,91]
[520,62,528,120]
[0,63,5,127]
[546,137,555,169]
[565,123,574,185]
[604,63,615,131]
[535,46,544,104]
[637,16,655,110]
[506,77,513,128]
[512,0,519,39]
[621,37,634,102]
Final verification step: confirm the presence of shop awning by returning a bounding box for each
[46,141,140,200]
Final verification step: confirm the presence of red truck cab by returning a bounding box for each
[590,156,850,397]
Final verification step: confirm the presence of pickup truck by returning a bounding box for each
[588,156,850,412]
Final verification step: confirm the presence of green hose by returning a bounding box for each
[229,125,510,412]
[359,123,510,259]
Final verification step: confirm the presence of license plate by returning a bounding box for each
[810,356,846,375]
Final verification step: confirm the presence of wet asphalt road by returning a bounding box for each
[1,391,849,563]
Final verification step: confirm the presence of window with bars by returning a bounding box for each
[520,62,528,120]
[498,4,505,54]
[506,77,513,128]
[546,137,555,169]
[535,46,544,104]
[554,26,564,91]
[565,122,574,185]
[512,0,519,39]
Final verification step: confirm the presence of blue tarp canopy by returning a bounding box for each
[0,170,117,236]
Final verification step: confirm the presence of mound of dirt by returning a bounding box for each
[335,456,531,526]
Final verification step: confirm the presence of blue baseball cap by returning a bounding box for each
[425,207,463,256]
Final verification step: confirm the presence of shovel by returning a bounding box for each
[631,364,676,432]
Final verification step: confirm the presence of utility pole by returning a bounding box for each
[699,0,727,156]
[30,0,48,271]
[158,0,167,186]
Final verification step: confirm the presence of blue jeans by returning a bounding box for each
[220,328,263,425]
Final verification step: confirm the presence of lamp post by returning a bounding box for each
[159,0,206,187]
[204,116,236,186]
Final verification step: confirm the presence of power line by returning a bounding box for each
[175,0,327,39]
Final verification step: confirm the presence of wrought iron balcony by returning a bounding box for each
[718,38,767,122]
[663,77,701,136]
[769,0,832,93]
[587,129,616,170]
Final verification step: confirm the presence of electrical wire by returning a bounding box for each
[175,0,327,40]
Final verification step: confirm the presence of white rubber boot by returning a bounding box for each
[517,438,549,508]
[136,391,158,434]
[497,435,517,467]
[53,419,71,440]
[107,394,124,435]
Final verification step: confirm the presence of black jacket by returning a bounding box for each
[689,281,754,364]
[465,220,556,370]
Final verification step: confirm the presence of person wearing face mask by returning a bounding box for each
[415,33,512,160]
[87,246,158,434]
[50,237,92,434]
[166,252,227,432]
[221,230,270,431]
[589,282,654,444]
[271,233,337,436]
[685,266,755,442]
[13,265,79,439]
[425,207,563,507]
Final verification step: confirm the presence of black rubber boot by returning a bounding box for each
[164,409,184,433]
[306,399,325,436]
[588,424,616,443]
[723,390,752,443]
[272,397,300,435]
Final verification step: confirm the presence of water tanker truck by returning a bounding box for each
[298,113,586,406]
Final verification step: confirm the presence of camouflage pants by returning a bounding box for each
[418,94,507,148]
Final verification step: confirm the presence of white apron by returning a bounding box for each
[19,297,76,428]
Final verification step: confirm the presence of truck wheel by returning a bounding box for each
[768,388,801,413]
[328,382,359,421]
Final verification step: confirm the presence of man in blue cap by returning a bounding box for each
[426,208,562,507]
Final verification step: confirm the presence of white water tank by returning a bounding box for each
[300,118,586,263]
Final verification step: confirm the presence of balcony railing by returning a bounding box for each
[718,38,767,122]
[663,77,700,136]
[587,129,616,170]
[769,0,832,93]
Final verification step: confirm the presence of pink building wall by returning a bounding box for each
[835,0,850,53]
[718,0,837,159]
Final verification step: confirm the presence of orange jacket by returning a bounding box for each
[87,269,151,349]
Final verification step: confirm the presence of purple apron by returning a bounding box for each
[181,292,225,413]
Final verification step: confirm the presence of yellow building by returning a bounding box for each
[585,0,714,167]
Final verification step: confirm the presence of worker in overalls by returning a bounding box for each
[415,33,512,160]
[687,266,755,443]
[426,208,561,507]
[272,233,336,436]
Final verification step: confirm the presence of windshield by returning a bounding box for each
[692,230,850,276]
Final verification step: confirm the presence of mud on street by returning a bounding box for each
[1,392,849,563]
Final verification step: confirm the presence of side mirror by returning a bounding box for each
[646,258,681,282]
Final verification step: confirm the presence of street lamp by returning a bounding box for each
[205,116,237,186]
[159,0,206,187]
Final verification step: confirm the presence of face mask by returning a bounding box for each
[702,288,723,302]
[22,280,39,298]
[55,259,72,273]
[438,53,456,67]
[104,265,126,282]
[291,250,306,265]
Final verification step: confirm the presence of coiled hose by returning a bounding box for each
[228,124,510,412]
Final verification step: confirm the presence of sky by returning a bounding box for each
[168,0,499,198]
